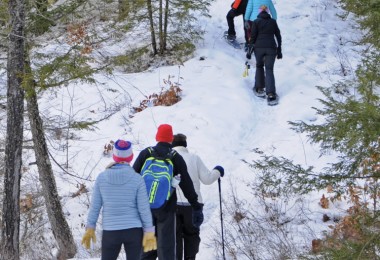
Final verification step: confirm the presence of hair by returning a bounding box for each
[260,5,268,11]
[172,133,187,147]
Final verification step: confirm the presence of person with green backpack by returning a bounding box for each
[133,124,203,260]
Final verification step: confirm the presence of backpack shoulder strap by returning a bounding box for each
[147,146,157,157]
[167,149,176,160]
[148,146,176,160]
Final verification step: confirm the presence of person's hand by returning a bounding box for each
[246,44,255,59]
[214,165,224,177]
[244,20,250,30]
[81,228,96,250]
[277,47,282,59]
[192,205,204,228]
[143,232,157,252]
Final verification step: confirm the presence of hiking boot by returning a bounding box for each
[226,34,236,41]
[267,93,279,106]
[253,88,266,98]
[267,93,276,101]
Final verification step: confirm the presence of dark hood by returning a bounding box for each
[257,11,271,19]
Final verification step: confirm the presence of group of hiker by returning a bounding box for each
[79,1,282,259]
[81,124,224,260]
[226,0,282,105]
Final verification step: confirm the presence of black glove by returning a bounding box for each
[214,165,224,177]
[277,47,282,59]
[192,205,204,228]
[244,20,250,30]
[246,44,254,59]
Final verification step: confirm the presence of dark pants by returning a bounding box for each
[254,48,277,95]
[141,209,176,260]
[176,205,200,260]
[226,9,249,43]
[102,228,143,260]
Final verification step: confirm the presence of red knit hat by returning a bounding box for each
[155,124,174,143]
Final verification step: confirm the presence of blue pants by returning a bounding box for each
[254,48,277,95]
[102,228,143,260]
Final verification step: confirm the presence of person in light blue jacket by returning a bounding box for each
[82,139,157,260]
[244,0,277,21]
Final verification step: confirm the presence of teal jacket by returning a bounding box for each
[244,0,277,21]
[86,163,153,232]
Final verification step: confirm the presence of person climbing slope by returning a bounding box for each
[133,124,204,260]
[82,139,156,260]
[244,0,277,21]
[225,0,249,50]
[246,4,282,105]
[172,133,224,260]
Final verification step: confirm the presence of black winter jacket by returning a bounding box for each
[250,11,282,49]
[231,0,248,14]
[133,142,201,213]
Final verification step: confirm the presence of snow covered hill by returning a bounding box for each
[10,0,361,259]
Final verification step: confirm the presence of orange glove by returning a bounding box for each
[81,228,96,249]
[142,232,157,252]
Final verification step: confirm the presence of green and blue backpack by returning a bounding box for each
[141,147,177,209]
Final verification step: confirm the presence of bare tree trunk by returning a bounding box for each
[158,0,163,54]
[25,58,77,259]
[163,0,169,51]
[0,0,26,259]
[147,0,157,54]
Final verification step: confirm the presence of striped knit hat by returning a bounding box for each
[113,140,134,163]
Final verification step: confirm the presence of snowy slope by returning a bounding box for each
[24,0,361,259]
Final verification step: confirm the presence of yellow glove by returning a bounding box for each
[142,232,157,252]
[81,228,96,250]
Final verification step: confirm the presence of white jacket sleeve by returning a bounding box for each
[196,155,220,185]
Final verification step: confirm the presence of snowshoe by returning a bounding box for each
[223,31,241,49]
[253,88,266,98]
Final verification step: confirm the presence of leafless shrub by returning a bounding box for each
[133,76,182,113]
[209,179,315,260]
[19,172,55,260]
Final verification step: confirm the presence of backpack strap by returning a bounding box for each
[148,147,176,161]
[147,146,154,156]
[167,149,176,160]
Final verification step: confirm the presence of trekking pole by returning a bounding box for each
[218,178,226,260]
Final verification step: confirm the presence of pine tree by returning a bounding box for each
[338,0,380,48]
[248,1,380,258]
[146,0,212,56]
